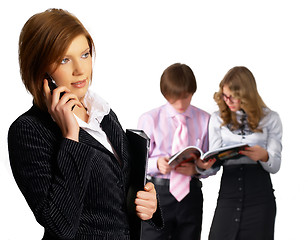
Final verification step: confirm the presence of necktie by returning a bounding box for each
[169,114,191,201]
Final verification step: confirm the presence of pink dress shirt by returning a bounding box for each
[138,103,211,178]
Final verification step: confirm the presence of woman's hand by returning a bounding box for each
[43,79,82,141]
[135,182,157,220]
[157,156,172,175]
[240,145,269,162]
[195,158,217,170]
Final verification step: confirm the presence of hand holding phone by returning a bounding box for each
[43,73,81,141]
[44,72,64,98]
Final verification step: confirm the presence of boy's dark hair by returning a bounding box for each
[160,63,197,100]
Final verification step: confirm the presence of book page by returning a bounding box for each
[202,143,248,162]
[168,146,202,168]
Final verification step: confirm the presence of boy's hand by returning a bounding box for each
[175,162,197,176]
[157,156,172,174]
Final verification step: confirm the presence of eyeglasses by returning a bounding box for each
[222,93,239,103]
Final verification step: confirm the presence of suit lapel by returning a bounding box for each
[100,110,128,166]
[79,128,109,153]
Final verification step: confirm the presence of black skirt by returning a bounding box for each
[209,164,276,240]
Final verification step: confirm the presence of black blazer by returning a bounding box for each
[8,105,162,240]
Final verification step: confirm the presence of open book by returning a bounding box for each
[168,143,249,169]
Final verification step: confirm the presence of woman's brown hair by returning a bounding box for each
[19,8,95,110]
[160,63,197,101]
[214,66,267,132]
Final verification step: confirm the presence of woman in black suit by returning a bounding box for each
[8,8,162,240]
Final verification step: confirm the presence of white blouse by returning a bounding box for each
[74,90,114,154]
[209,108,283,174]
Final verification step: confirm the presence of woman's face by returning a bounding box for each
[50,34,92,101]
[222,85,241,112]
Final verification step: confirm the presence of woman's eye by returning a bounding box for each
[61,58,70,64]
[82,52,90,59]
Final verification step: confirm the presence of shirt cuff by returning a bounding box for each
[147,156,160,175]
[195,165,220,178]
[195,165,206,175]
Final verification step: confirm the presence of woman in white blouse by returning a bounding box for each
[205,66,282,240]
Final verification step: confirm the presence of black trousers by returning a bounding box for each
[209,164,276,240]
[141,177,203,240]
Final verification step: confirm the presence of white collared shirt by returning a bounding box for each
[74,90,114,154]
[209,108,283,174]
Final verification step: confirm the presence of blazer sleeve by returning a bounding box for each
[8,116,96,239]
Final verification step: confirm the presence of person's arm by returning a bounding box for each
[8,117,95,239]
[195,112,222,176]
[260,111,282,173]
[138,113,169,176]
[240,111,282,174]
[43,79,82,141]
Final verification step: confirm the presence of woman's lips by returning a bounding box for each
[71,79,87,88]
[228,105,236,111]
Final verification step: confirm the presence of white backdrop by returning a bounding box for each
[0,0,306,239]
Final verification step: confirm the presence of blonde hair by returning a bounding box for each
[214,66,267,132]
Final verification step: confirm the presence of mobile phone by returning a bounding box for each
[44,72,64,98]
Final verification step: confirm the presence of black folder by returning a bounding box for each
[126,129,150,240]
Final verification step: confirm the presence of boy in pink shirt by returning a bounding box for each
[138,63,216,240]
